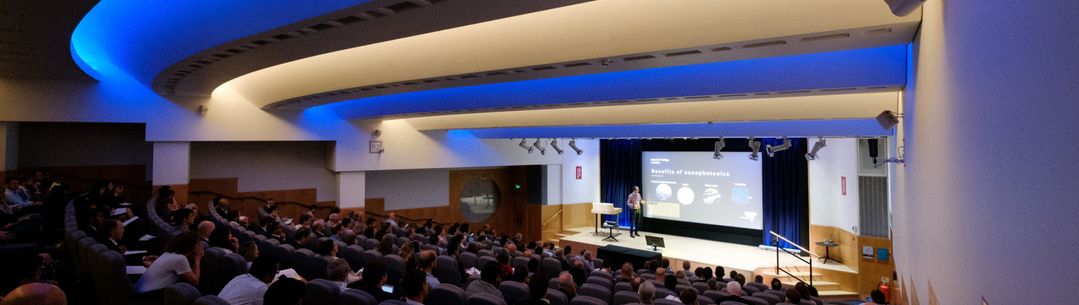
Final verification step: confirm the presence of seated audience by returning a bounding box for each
[0,282,66,305]
[134,232,203,293]
[785,288,802,305]
[209,226,239,253]
[467,262,503,297]
[638,280,656,305]
[418,250,440,289]
[402,269,429,305]
[218,256,278,305]
[326,258,351,288]
[771,278,784,291]
[557,271,577,299]
[196,221,215,244]
[264,277,306,305]
[239,241,260,268]
[348,258,394,302]
[713,281,749,305]
[172,208,196,232]
[290,227,312,249]
[515,271,550,305]
[679,288,699,305]
[316,239,338,257]
[97,218,126,254]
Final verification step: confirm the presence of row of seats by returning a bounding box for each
[63,200,140,305]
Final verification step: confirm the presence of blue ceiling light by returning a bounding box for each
[315,44,908,119]
[71,0,362,85]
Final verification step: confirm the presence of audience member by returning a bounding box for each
[418,250,440,288]
[714,266,725,281]
[0,282,66,305]
[515,271,550,305]
[402,269,429,305]
[316,239,338,257]
[349,258,393,302]
[134,231,203,293]
[196,221,215,244]
[264,278,305,305]
[771,278,783,291]
[239,241,260,267]
[713,281,749,305]
[785,288,802,305]
[218,256,278,305]
[98,218,126,254]
[467,261,503,297]
[326,258,351,288]
[861,289,886,305]
[291,227,312,249]
[678,288,699,305]
[663,275,678,293]
[638,280,656,305]
[557,271,577,299]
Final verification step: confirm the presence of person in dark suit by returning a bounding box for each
[515,271,550,305]
[98,218,126,254]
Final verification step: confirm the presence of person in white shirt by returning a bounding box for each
[627,186,642,237]
[218,255,279,305]
[402,269,429,305]
[4,178,41,210]
[134,232,203,293]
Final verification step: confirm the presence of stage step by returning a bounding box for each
[758,271,825,282]
[817,290,860,301]
[780,280,840,290]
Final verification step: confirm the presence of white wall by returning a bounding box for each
[152,142,190,186]
[189,141,339,202]
[560,140,601,205]
[365,169,450,210]
[808,138,860,233]
[894,1,1079,304]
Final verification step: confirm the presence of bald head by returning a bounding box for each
[197,221,215,239]
[1,283,66,305]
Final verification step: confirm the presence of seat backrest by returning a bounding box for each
[466,293,508,305]
[655,299,683,305]
[752,292,781,305]
[477,249,493,257]
[500,280,531,305]
[478,256,498,270]
[429,283,468,305]
[381,300,409,305]
[164,282,202,305]
[340,288,379,305]
[743,285,761,295]
[341,245,366,272]
[654,287,676,300]
[570,295,606,305]
[747,282,769,293]
[385,254,406,285]
[703,290,728,301]
[541,258,562,277]
[580,283,612,303]
[692,282,710,293]
[364,238,380,250]
[614,281,633,292]
[434,255,462,286]
[276,244,297,269]
[720,302,747,305]
[198,247,227,295]
[293,249,329,280]
[363,250,384,269]
[590,270,614,281]
[586,276,614,289]
[99,250,135,305]
[306,279,343,305]
[218,253,249,288]
[512,256,530,271]
[613,290,641,305]
[742,295,769,305]
[459,252,480,270]
[193,295,231,305]
[546,288,569,305]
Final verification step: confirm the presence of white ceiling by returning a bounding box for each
[218,0,920,110]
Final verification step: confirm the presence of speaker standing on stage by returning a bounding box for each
[628,186,642,238]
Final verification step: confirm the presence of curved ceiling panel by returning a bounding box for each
[221,0,919,110]
[71,0,363,84]
[314,44,909,119]
[463,119,893,139]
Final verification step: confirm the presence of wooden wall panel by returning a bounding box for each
[858,235,894,299]
[809,224,860,271]
[562,202,596,229]
[188,178,335,220]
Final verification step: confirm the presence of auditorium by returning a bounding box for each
[0,1,1075,304]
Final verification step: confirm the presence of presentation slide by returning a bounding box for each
[641,151,764,230]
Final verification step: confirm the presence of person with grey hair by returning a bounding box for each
[638,280,656,305]
[327,258,352,288]
[713,281,749,304]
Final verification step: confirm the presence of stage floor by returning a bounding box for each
[558,227,855,275]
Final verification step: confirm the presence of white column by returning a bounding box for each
[337,171,366,209]
[152,142,190,186]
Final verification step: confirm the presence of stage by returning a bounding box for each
[558,226,855,277]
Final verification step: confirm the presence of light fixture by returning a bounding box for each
[518,139,534,154]
[766,137,792,157]
[532,139,546,155]
[713,138,725,160]
[805,138,827,160]
[550,139,564,155]
[568,139,584,155]
[748,137,761,161]
[877,110,901,130]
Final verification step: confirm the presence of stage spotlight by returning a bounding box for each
[877,110,900,130]
[713,138,726,160]
[748,137,761,161]
[569,139,584,155]
[551,139,564,155]
[806,138,827,160]
[532,139,546,155]
[518,139,534,154]
[766,137,792,157]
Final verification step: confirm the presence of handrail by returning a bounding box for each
[542,209,564,227]
[188,190,335,211]
[769,230,814,286]
[770,231,820,258]
[364,211,445,227]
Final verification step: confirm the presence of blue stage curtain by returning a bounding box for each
[599,139,642,227]
[760,138,810,250]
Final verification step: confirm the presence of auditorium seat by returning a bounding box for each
[500,280,531,305]
[512,256,530,271]
[721,302,749,305]
[546,288,569,305]
[590,270,614,281]
[467,293,508,305]
[381,300,409,305]
[434,255,462,286]
[752,292,781,305]
[747,282,769,293]
[570,295,606,305]
[580,283,612,304]
[385,254,407,285]
[293,249,328,280]
[364,238,380,250]
[339,288,379,305]
[703,289,728,301]
[198,247,227,294]
[340,245,366,272]
[192,295,230,305]
[640,273,655,280]
[306,279,343,305]
[654,287,676,300]
[676,284,694,293]
[655,299,683,305]
[743,285,761,295]
[478,255,498,269]
[164,282,201,305]
[430,282,467,305]
[276,244,297,269]
[541,258,562,277]
[478,249,493,258]
[613,290,641,305]
[698,295,716,305]
[587,276,614,289]
[742,295,769,305]
[459,251,479,270]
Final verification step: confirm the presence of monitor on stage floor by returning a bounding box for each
[645,235,665,250]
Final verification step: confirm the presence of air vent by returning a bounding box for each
[800,33,850,42]
[684,96,710,99]
[623,55,655,61]
[712,46,732,52]
[868,28,893,34]
[460,74,479,79]
[271,34,294,41]
[336,15,365,25]
[486,71,507,76]
[778,90,811,94]
[665,50,702,57]
[225,48,245,54]
[531,66,556,71]
[385,1,423,13]
[251,40,272,46]
[309,23,336,32]
[212,53,231,59]
[820,87,857,92]
[743,40,787,48]
[564,62,592,68]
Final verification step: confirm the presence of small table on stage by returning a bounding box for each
[592,202,622,235]
[815,240,841,264]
